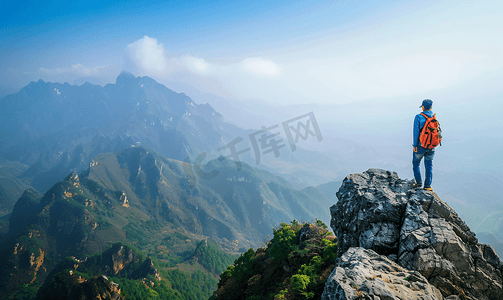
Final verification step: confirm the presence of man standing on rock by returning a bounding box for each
[412,99,436,191]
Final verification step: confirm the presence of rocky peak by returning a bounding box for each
[65,171,80,186]
[325,168,503,300]
[8,188,40,234]
[131,256,161,281]
[115,71,136,85]
[36,272,123,300]
[83,243,160,280]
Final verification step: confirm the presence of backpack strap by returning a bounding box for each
[420,113,434,120]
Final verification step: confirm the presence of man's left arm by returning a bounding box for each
[413,115,421,151]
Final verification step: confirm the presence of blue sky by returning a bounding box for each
[1,0,503,105]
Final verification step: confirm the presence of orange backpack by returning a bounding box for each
[419,113,442,149]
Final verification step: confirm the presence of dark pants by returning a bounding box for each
[413,146,435,187]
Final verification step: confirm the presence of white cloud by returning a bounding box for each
[127,36,170,73]
[126,36,281,78]
[124,36,283,100]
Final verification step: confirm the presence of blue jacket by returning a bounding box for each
[413,110,435,148]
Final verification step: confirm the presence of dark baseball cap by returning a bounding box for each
[420,99,433,110]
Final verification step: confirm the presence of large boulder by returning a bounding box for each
[322,247,444,300]
[327,169,503,300]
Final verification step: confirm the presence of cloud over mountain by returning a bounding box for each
[124,36,281,99]
[126,35,280,77]
[127,36,170,73]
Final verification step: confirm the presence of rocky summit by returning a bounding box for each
[323,169,503,300]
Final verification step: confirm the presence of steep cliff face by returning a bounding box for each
[324,169,503,300]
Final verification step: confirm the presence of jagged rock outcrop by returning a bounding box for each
[119,191,129,207]
[70,275,122,300]
[36,272,123,300]
[322,247,444,300]
[79,243,160,280]
[35,243,158,300]
[326,169,503,300]
[131,257,161,281]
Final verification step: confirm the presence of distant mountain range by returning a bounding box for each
[0,71,229,164]
[0,72,342,214]
[0,72,342,299]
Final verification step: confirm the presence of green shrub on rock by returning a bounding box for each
[211,220,338,300]
[267,223,299,261]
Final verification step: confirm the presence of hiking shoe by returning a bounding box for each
[423,186,433,191]
[411,182,422,189]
